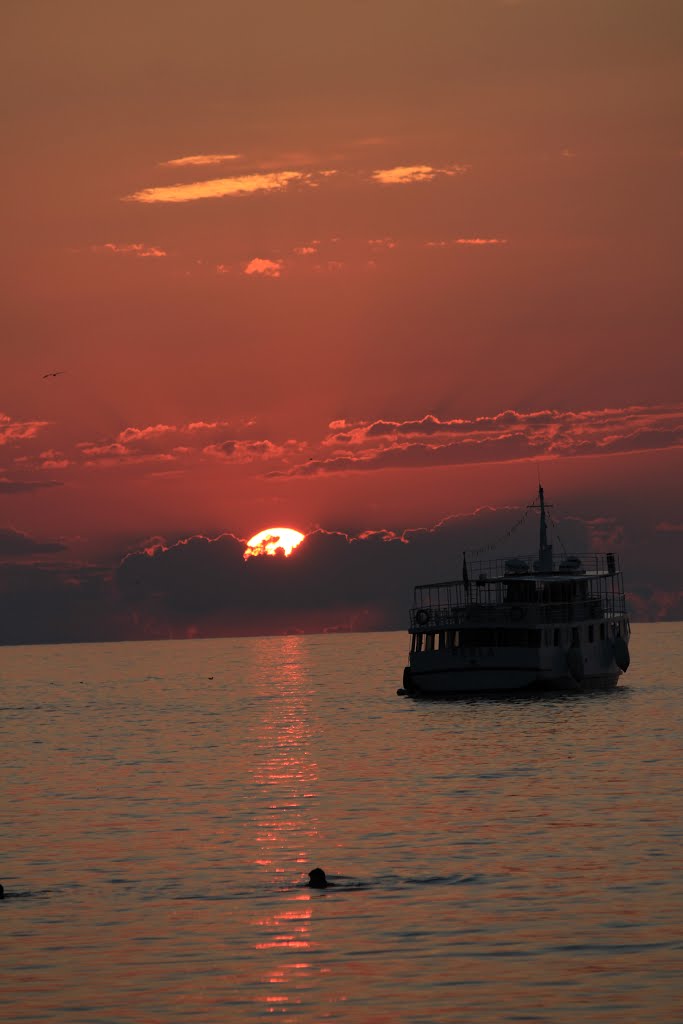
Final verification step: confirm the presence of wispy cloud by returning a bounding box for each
[371,164,469,185]
[270,404,683,477]
[90,242,167,258]
[14,449,71,471]
[456,238,508,246]
[244,258,283,278]
[124,171,308,204]
[0,477,63,493]
[77,420,235,466]
[425,238,508,248]
[0,527,67,558]
[0,413,49,445]
[159,153,242,167]
[656,521,683,533]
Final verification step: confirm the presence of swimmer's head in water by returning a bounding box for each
[307,868,328,889]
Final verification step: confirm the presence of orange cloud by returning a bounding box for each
[124,171,307,204]
[90,242,166,257]
[159,153,242,167]
[372,164,469,184]
[244,258,283,278]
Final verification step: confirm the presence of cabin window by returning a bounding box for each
[572,627,579,646]
[600,622,605,641]
[426,633,435,652]
[438,631,445,651]
[588,624,594,643]
[553,628,560,647]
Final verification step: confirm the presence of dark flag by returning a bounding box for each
[462,551,470,593]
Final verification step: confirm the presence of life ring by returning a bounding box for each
[415,609,430,626]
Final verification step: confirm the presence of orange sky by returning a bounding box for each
[1,1,682,641]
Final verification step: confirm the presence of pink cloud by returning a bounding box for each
[425,238,508,248]
[203,439,300,463]
[456,238,508,246]
[0,413,49,444]
[273,403,683,477]
[90,242,166,258]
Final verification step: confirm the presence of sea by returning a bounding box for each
[1,622,681,1024]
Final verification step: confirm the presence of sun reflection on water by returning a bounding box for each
[248,636,322,1010]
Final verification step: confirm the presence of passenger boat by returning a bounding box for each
[402,486,630,696]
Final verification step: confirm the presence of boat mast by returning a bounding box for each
[537,483,553,571]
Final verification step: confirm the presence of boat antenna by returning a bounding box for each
[530,482,553,571]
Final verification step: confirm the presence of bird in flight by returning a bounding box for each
[42,371,66,379]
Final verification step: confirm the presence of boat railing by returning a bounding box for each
[409,595,628,631]
[414,551,622,595]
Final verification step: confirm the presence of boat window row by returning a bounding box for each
[410,620,623,653]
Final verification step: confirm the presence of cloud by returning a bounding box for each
[0,500,681,643]
[80,419,233,460]
[0,477,64,493]
[90,242,166,258]
[0,527,67,558]
[159,153,242,167]
[656,522,683,533]
[425,238,508,248]
[275,404,683,477]
[75,420,288,469]
[371,164,469,185]
[117,424,176,444]
[124,171,308,204]
[244,257,283,278]
[0,413,49,444]
[15,449,71,471]
[456,238,508,246]
[203,439,302,463]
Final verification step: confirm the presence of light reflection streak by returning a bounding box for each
[248,637,322,1011]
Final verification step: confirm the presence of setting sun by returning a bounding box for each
[244,527,306,560]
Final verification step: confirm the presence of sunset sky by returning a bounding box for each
[2,0,682,642]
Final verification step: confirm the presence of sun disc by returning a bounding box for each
[244,527,305,560]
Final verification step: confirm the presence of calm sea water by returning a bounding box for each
[1,623,681,1024]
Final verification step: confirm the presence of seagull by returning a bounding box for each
[42,371,66,379]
